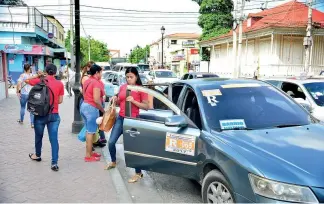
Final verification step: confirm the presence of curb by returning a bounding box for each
[101,146,133,203]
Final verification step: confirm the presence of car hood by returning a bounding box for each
[217,124,324,187]
[155,78,178,83]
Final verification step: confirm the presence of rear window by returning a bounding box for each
[200,83,312,130]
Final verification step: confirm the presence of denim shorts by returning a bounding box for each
[80,102,99,134]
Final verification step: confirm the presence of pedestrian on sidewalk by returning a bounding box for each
[80,64,106,162]
[16,63,35,128]
[104,67,149,183]
[25,64,64,171]
[81,61,106,148]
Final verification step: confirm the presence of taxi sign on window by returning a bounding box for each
[165,132,196,156]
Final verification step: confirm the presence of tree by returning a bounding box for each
[0,0,27,6]
[128,45,150,64]
[193,0,233,40]
[65,30,110,66]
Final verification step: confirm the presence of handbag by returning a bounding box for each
[99,97,116,132]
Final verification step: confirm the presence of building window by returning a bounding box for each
[171,40,177,45]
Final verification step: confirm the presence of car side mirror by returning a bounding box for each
[165,115,188,127]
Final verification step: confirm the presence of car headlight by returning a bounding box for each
[249,174,318,203]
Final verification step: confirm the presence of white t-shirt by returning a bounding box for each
[18,73,33,95]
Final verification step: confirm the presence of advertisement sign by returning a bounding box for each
[172,54,185,61]
[190,49,199,55]
[182,41,196,48]
[0,44,54,56]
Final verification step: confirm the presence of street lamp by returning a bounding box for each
[161,26,165,68]
[130,49,132,63]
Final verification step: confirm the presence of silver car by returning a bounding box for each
[264,78,324,121]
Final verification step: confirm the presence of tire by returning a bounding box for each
[202,170,235,203]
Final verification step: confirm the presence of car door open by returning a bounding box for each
[123,85,201,179]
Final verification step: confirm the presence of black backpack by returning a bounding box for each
[27,78,54,116]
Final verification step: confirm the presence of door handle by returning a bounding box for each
[125,130,140,137]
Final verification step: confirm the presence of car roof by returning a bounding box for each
[190,72,218,75]
[177,78,268,89]
[153,69,173,72]
[263,78,324,85]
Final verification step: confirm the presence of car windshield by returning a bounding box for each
[155,71,177,78]
[200,83,312,131]
[102,72,111,79]
[104,66,110,70]
[303,82,324,106]
[197,74,218,78]
[138,65,150,71]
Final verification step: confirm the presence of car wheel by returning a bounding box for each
[202,170,235,203]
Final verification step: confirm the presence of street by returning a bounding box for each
[0,91,202,203]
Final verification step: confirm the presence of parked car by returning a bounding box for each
[103,72,149,101]
[264,78,324,121]
[137,64,150,74]
[95,62,111,71]
[147,69,178,84]
[181,72,219,80]
[112,63,143,73]
[121,78,324,203]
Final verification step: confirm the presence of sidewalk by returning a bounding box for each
[0,92,122,203]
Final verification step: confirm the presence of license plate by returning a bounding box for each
[165,132,196,156]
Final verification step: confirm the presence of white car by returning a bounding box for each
[264,78,324,121]
[147,69,178,84]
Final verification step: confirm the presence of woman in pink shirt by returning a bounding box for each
[105,67,148,183]
[80,64,105,162]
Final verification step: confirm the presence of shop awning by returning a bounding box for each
[0,44,54,57]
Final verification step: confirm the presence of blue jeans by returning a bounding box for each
[108,115,141,174]
[80,103,99,134]
[34,114,60,165]
[20,94,34,125]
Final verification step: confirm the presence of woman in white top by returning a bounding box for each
[16,64,35,128]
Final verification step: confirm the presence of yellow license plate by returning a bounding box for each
[165,132,196,156]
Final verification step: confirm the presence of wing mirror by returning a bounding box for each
[295,98,313,113]
[165,115,188,127]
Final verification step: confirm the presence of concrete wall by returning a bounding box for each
[7,53,24,83]
[0,82,5,101]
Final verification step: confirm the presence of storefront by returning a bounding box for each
[0,44,54,83]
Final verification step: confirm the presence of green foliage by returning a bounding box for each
[65,30,110,65]
[192,0,233,40]
[128,45,150,64]
[1,0,27,6]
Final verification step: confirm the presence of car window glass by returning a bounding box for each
[183,74,189,80]
[266,80,281,87]
[189,75,194,79]
[183,88,202,129]
[304,82,324,106]
[107,74,114,82]
[281,82,306,100]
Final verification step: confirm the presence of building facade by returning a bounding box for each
[0,6,66,100]
[149,33,200,77]
[199,1,324,78]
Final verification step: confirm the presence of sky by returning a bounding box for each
[22,0,324,56]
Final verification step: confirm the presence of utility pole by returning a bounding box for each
[304,0,313,74]
[88,36,91,61]
[237,0,245,78]
[72,0,83,133]
[69,0,74,95]
[232,0,238,78]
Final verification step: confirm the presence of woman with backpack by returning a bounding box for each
[104,67,149,183]
[80,64,106,162]
[16,64,35,128]
[24,64,64,171]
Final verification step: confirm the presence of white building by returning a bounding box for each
[199,1,324,78]
[149,33,200,77]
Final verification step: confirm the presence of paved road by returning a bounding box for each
[0,92,122,203]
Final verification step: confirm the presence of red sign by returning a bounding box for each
[190,49,199,55]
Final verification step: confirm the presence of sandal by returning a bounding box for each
[128,173,143,183]
[29,153,42,162]
[104,162,116,170]
[17,119,23,124]
[91,152,101,157]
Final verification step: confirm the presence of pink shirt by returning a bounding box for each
[83,77,105,108]
[29,76,64,114]
[118,84,148,118]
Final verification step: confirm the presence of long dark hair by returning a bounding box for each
[23,63,31,72]
[125,67,142,85]
[89,64,102,76]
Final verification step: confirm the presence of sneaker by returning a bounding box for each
[51,164,59,171]
[91,152,101,157]
[93,141,106,148]
[84,156,100,162]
